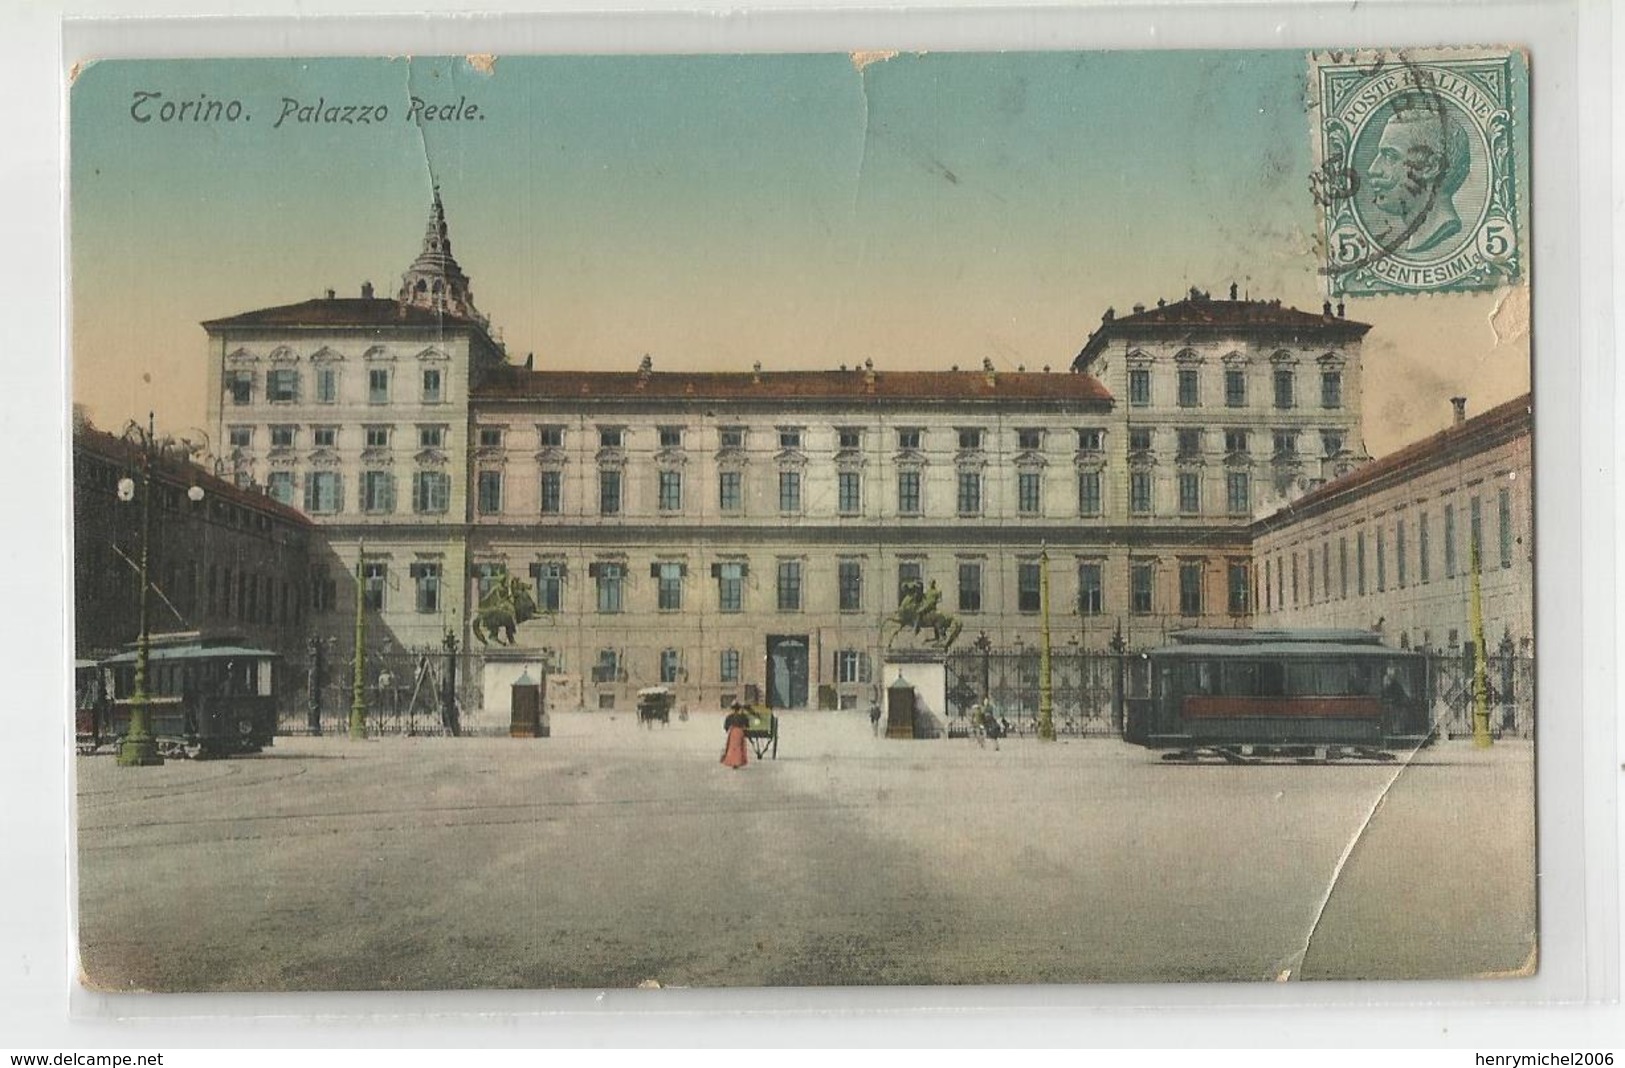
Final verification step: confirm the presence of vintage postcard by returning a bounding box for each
[69,48,1534,991]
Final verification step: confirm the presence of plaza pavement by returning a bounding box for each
[75,709,1536,991]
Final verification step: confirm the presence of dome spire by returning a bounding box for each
[398,184,482,323]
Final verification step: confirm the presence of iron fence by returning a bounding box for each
[944,647,1122,737]
[1426,648,1535,739]
[277,646,491,737]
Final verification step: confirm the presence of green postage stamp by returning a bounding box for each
[1310,47,1526,297]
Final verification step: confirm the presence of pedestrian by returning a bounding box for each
[979,703,1002,752]
[869,702,882,737]
[721,703,750,769]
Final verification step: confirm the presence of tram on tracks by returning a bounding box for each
[83,633,281,758]
[1124,629,1432,763]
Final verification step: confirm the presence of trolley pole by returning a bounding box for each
[1038,542,1055,742]
[1469,539,1492,748]
[349,544,368,740]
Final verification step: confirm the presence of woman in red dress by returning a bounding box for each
[721,706,750,769]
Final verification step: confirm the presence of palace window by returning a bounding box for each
[897,561,923,606]
[361,471,396,514]
[897,428,921,450]
[1322,430,1345,458]
[1017,472,1042,515]
[837,650,872,685]
[658,471,683,512]
[418,426,444,449]
[957,562,983,613]
[656,562,684,611]
[1228,561,1250,615]
[228,371,253,406]
[313,426,337,448]
[716,562,746,613]
[367,368,389,405]
[267,471,295,506]
[1017,561,1042,613]
[267,369,300,403]
[1177,368,1199,407]
[365,425,391,449]
[1177,428,1202,458]
[304,472,342,514]
[538,426,564,448]
[1078,471,1102,516]
[778,429,801,450]
[1129,369,1151,406]
[897,470,921,515]
[411,562,441,614]
[1078,562,1103,616]
[1178,472,1200,515]
[1017,428,1043,451]
[1419,512,1432,583]
[838,560,863,612]
[1130,472,1152,515]
[1499,488,1514,569]
[1224,369,1246,407]
[957,471,982,516]
[718,471,742,514]
[1128,428,1153,452]
[1321,371,1343,409]
[720,648,741,683]
[270,425,296,448]
[659,426,683,449]
[838,428,862,450]
[594,563,624,614]
[719,427,744,449]
[476,470,502,515]
[1273,368,1294,409]
[1179,561,1203,616]
[838,471,862,515]
[1130,562,1154,615]
[1444,503,1458,577]
[958,429,983,451]
[228,426,252,448]
[421,368,443,404]
[478,427,503,449]
[777,561,802,611]
[660,650,681,684]
[412,471,449,514]
[362,562,387,612]
[778,470,802,513]
[599,470,622,515]
[315,368,338,404]
[529,562,563,613]
[1077,428,1103,452]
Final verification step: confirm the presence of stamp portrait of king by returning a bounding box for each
[1312,49,1524,296]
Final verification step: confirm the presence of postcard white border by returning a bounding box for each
[4,0,1615,1047]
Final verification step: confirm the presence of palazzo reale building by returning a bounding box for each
[202,194,1372,713]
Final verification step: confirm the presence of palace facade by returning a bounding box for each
[197,195,1383,713]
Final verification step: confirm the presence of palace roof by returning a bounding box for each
[1073,290,1372,370]
[474,365,1115,407]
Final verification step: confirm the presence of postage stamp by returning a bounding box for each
[1310,47,1526,297]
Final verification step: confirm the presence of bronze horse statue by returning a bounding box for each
[472,573,540,646]
[884,579,963,650]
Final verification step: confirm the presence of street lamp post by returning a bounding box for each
[350,546,368,740]
[115,413,164,767]
[1037,543,1055,742]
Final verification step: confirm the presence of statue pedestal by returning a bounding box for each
[881,652,947,739]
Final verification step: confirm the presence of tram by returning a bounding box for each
[93,633,281,758]
[1124,629,1432,759]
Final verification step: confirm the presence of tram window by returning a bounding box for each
[1287,662,1318,695]
[1221,661,1258,696]
[1182,661,1217,695]
[1258,662,1287,696]
[1127,658,1151,698]
[1381,661,1415,700]
[257,660,273,696]
[1346,662,1373,695]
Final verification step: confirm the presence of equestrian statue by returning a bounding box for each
[883,579,963,650]
[472,572,540,646]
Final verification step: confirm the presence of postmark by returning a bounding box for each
[1310,48,1524,296]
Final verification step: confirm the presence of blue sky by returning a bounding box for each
[70,51,1529,454]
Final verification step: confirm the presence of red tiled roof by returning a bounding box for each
[474,367,1114,406]
[73,425,313,529]
[1254,393,1532,529]
[1074,294,1371,368]
[202,297,483,332]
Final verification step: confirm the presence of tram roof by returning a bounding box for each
[1151,629,1409,657]
[101,643,279,665]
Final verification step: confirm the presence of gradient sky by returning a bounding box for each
[70,51,1531,456]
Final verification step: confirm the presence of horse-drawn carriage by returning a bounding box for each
[637,686,675,727]
[741,704,779,759]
